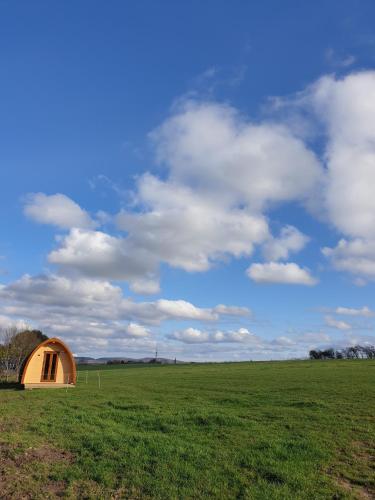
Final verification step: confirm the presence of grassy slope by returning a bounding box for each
[0,360,374,499]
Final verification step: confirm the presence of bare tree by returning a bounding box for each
[309,345,375,361]
[0,327,47,381]
[0,327,18,381]
[363,345,375,359]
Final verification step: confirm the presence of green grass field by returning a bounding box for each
[0,360,374,499]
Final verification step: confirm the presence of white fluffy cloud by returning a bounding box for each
[212,304,250,316]
[262,225,309,261]
[156,299,218,321]
[325,316,352,331]
[0,315,30,332]
[334,306,374,317]
[124,323,150,338]
[49,182,268,291]
[170,328,209,343]
[1,273,122,308]
[310,72,375,240]
[296,71,375,283]
[246,262,317,285]
[322,238,375,283]
[48,228,159,293]
[24,193,96,229]
[170,327,258,344]
[116,175,269,273]
[274,332,331,346]
[151,100,323,210]
[267,71,375,283]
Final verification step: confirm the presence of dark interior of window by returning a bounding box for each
[42,352,58,381]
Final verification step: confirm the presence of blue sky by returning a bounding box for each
[1,0,375,360]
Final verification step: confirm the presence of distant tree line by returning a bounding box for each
[106,358,165,365]
[309,345,375,360]
[0,327,48,381]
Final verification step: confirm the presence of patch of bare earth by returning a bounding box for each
[0,418,22,434]
[0,443,74,499]
[335,476,372,500]
[67,481,144,500]
[329,441,375,499]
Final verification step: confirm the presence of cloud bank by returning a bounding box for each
[7,70,375,359]
[247,262,317,285]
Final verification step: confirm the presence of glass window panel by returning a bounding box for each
[50,353,57,381]
[43,353,51,380]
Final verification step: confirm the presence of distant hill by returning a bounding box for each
[74,356,185,365]
[74,356,96,363]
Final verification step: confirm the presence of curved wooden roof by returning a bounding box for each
[20,337,76,384]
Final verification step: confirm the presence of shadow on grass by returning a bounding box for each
[0,381,23,391]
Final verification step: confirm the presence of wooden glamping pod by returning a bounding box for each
[20,337,76,389]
